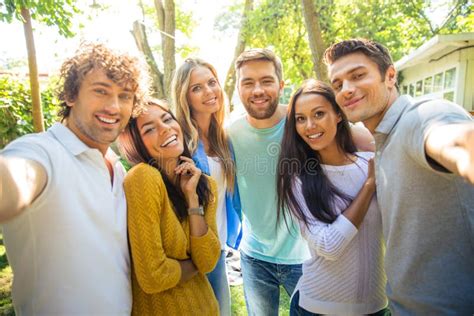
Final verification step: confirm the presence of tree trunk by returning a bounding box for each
[224,0,254,112]
[131,21,165,98]
[154,0,175,100]
[21,7,44,133]
[301,0,328,82]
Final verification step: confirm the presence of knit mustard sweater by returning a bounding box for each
[124,163,220,316]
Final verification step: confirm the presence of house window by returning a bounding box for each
[443,91,454,102]
[444,68,456,89]
[443,68,456,101]
[415,80,423,97]
[424,77,432,94]
[403,67,457,102]
[433,72,443,92]
[402,85,408,95]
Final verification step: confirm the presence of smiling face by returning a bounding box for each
[65,67,134,154]
[328,52,397,132]
[294,93,342,160]
[237,59,283,120]
[186,66,222,117]
[136,106,184,165]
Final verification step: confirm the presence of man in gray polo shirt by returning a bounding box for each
[324,38,474,315]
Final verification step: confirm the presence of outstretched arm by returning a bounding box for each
[0,156,47,222]
[425,123,474,184]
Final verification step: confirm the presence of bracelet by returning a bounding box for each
[188,205,204,216]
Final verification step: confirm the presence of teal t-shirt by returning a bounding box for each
[228,115,310,264]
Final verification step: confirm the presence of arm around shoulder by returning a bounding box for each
[0,156,47,222]
[299,159,375,260]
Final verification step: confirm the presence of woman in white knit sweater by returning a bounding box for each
[276,79,389,315]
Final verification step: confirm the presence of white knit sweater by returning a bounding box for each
[293,152,388,315]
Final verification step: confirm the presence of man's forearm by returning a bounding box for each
[425,123,474,184]
[0,156,47,222]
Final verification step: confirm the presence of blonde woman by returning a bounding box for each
[172,58,242,316]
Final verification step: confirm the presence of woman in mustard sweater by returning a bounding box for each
[118,98,221,315]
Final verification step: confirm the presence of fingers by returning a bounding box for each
[367,158,375,177]
[179,156,194,163]
[175,157,202,177]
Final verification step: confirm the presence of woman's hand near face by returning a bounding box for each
[175,156,202,207]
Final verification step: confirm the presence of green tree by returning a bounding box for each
[223,0,253,111]
[301,0,327,82]
[132,0,197,99]
[0,76,59,148]
[218,0,473,94]
[245,0,313,85]
[0,0,80,132]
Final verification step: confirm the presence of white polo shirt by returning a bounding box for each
[1,123,131,315]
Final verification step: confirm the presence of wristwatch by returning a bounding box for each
[188,205,204,216]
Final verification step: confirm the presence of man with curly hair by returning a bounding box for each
[0,42,148,315]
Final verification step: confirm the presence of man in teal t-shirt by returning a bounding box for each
[227,48,310,316]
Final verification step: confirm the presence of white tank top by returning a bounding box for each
[207,155,227,249]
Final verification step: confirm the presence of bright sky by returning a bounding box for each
[0,0,237,80]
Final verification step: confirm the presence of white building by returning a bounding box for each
[395,32,474,114]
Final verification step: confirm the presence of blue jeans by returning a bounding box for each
[207,250,231,316]
[290,291,392,316]
[240,251,302,316]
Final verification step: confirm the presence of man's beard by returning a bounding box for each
[244,98,279,120]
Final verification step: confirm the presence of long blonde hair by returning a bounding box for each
[172,58,235,191]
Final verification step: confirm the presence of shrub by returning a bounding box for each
[0,76,59,148]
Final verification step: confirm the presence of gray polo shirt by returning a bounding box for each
[374,95,474,315]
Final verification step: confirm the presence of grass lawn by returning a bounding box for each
[231,284,291,315]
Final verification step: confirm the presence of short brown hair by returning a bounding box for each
[235,48,283,82]
[57,42,149,120]
[324,39,394,78]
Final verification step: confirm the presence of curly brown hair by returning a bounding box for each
[57,42,149,120]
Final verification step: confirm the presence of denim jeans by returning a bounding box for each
[207,250,231,316]
[240,251,303,316]
[290,291,392,316]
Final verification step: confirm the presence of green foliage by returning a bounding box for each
[214,0,244,36]
[322,0,434,61]
[218,0,474,87]
[244,0,313,86]
[438,0,474,33]
[141,0,198,60]
[0,233,14,316]
[0,76,59,148]
[0,0,81,37]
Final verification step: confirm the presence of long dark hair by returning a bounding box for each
[118,98,212,221]
[276,79,357,229]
